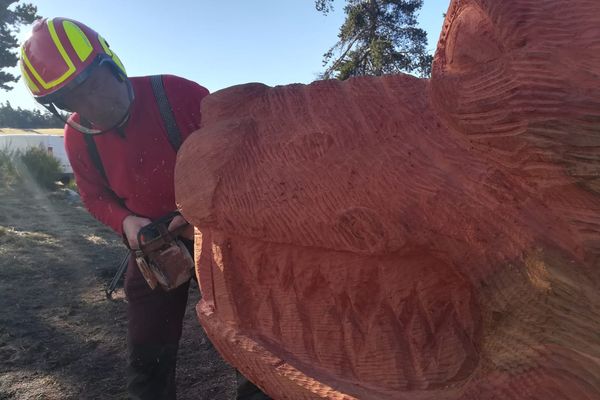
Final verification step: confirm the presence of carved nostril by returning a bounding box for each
[336,207,394,254]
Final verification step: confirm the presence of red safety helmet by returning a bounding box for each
[20,17,132,134]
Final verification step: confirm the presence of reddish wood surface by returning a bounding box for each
[175,0,600,398]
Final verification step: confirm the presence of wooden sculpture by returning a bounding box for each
[174,0,600,398]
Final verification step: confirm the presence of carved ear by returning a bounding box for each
[432,0,537,77]
[433,1,502,75]
[429,0,526,162]
[430,0,600,196]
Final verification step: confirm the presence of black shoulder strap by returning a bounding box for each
[83,75,182,184]
[150,75,182,152]
[83,131,108,183]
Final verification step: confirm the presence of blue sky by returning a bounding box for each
[4,0,449,110]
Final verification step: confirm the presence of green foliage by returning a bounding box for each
[0,1,39,91]
[315,0,335,14]
[0,146,73,191]
[0,146,17,185]
[0,101,64,128]
[316,0,432,80]
[18,146,62,189]
[65,177,78,192]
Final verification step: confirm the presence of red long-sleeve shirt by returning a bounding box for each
[64,75,209,235]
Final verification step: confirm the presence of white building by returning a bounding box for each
[0,133,72,175]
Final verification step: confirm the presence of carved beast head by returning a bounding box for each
[175,0,600,398]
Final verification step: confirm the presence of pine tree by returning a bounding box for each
[0,1,38,90]
[317,0,432,80]
[0,101,63,128]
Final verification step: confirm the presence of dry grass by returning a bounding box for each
[0,128,64,135]
[0,178,235,399]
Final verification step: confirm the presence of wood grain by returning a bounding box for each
[175,1,600,398]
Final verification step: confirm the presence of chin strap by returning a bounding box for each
[42,77,135,136]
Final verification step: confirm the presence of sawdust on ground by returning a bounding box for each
[0,177,236,399]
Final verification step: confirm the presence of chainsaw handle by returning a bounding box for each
[150,211,181,227]
[136,211,189,247]
[168,221,191,238]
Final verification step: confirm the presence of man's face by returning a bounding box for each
[59,63,131,129]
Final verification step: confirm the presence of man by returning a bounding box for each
[20,17,269,400]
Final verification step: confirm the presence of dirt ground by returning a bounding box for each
[0,177,236,399]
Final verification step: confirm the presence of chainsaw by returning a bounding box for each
[105,211,194,298]
[134,211,194,291]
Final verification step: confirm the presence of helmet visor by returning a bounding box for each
[40,61,133,135]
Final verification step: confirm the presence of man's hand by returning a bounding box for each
[168,214,194,240]
[122,215,152,249]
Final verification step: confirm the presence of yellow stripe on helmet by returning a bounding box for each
[98,35,126,75]
[98,34,112,56]
[19,56,40,94]
[23,18,76,90]
[63,20,93,62]
[111,52,127,75]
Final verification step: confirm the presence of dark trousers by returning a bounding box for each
[124,249,190,400]
[236,372,272,400]
[124,241,270,400]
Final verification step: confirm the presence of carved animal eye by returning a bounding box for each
[442,5,503,73]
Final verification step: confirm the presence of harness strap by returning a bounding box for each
[83,75,182,183]
[150,75,182,152]
[83,125,108,183]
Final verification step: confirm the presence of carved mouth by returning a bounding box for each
[199,233,482,392]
